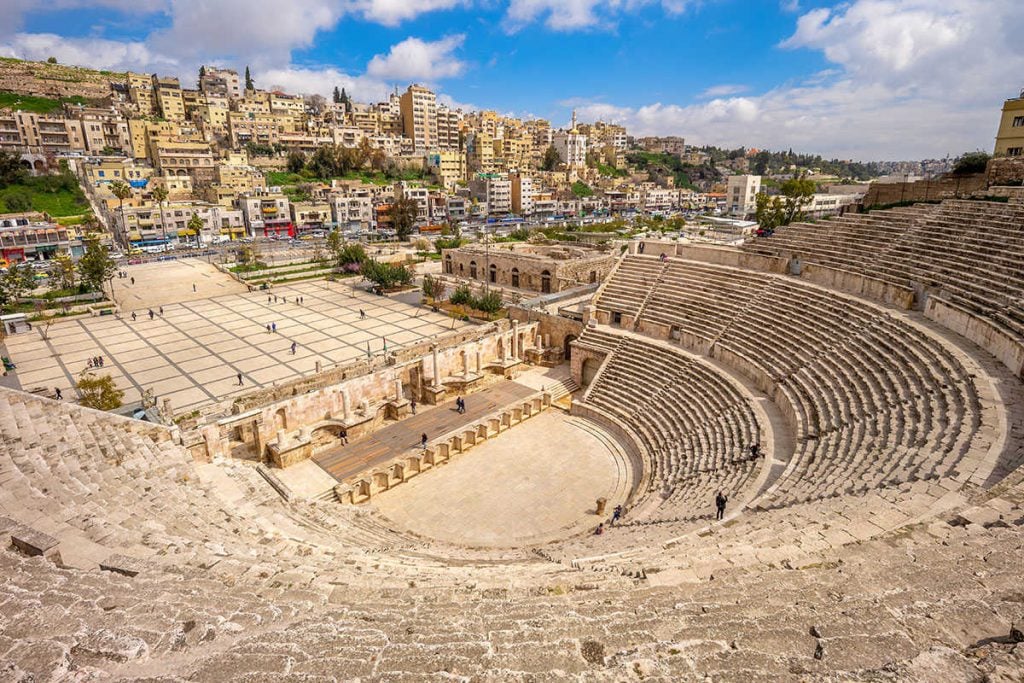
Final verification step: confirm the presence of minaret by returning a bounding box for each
[571,109,577,132]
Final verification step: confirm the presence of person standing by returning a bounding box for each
[290,341,297,355]
[420,433,428,449]
[54,387,62,400]
[410,398,417,415]
[236,372,243,386]
[192,283,197,292]
[272,322,277,333]
[715,491,728,521]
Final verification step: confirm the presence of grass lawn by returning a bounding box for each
[0,173,91,217]
[0,90,91,114]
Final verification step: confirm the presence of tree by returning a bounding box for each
[51,252,76,292]
[77,236,116,294]
[0,151,28,187]
[187,213,205,247]
[47,56,57,64]
[151,183,169,242]
[244,66,254,92]
[0,263,35,311]
[542,145,561,171]
[389,196,420,241]
[76,372,124,411]
[198,65,206,89]
[286,151,306,174]
[362,258,413,290]
[238,242,262,267]
[109,180,132,249]
[422,274,445,301]
[304,94,327,116]
[952,151,990,175]
[339,87,350,112]
[755,174,816,229]
[332,86,342,104]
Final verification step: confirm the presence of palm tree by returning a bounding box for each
[151,183,169,243]
[188,212,204,248]
[109,180,132,250]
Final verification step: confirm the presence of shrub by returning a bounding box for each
[449,284,472,306]
[473,291,503,314]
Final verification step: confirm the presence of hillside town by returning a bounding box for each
[0,60,956,261]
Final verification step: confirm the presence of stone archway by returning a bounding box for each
[541,270,552,294]
[581,357,600,386]
[274,408,288,431]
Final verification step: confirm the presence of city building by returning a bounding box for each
[441,243,615,293]
[726,174,762,217]
[994,88,1024,157]
[399,85,438,153]
[199,66,241,98]
[0,213,78,262]
[239,190,292,238]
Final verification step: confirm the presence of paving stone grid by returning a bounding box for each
[6,279,468,414]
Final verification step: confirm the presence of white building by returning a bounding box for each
[727,174,761,217]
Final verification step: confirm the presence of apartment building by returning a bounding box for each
[511,173,534,216]
[435,104,462,151]
[427,150,466,190]
[395,182,430,222]
[994,89,1024,157]
[82,159,153,189]
[199,67,241,98]
[726,174,761,217]
[0,110,88,155]
[330,192,374,230]
[153,76,186,121]
[151,139,216,183]
[239,190,292,237]
[637,136,686,156]
[469,176,512,216]
[289,201,331,235]
[399,85,438,153]
[0,215,76,262]
[75,107,133,154]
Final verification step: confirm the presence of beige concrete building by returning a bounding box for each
[727,174,761,217]
[199,66,241,98]
[153,76,186,121]
[994,90,1024,157]
[427,150,466,190]
[442,243,615,293]
[400,85,438,153]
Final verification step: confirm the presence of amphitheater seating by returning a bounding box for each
[744,199,1024,346]
[589,255,988,513]
[576,332,762,521]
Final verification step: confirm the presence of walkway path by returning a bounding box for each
[314,380,537,483]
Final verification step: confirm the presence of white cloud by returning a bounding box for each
[578,0,1024,159]
[350,0,470,26]
[699,84,748,98]
[366,35,466,82]
[259,65,394,102]
[504,0,689,32]
[0,32,180,73]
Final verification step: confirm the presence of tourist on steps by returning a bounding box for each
[715,491,728,521]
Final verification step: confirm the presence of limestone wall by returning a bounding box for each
[863,175,986,207]
[800,263,916,310]
[926,298,1024,379]
[636,241,789,274]
[986,157,1024,186]
[442,246,615,293]
[509,307,584,355]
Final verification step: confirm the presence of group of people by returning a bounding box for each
[594,505,626,535]
[116,271,133,284]
[455,396,466,414]
[268,295,306,305]
[86,356,105,369]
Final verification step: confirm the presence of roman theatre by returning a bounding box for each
[2,195,1024,679]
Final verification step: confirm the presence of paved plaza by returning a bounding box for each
[370,410,632,547]
[111,258,247,310]
[6,274,468,414]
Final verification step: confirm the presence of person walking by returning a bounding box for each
[131,312,137,322]
[159,306,164,316]
[612,505,623,524]
[359,309,366,320]
[268,295,273,304]
[420,433,428,449]
[148,309,154,320]
[410,398,417,415]
[192,283,197,292]
[97,356,104,367]
[271,322,277,333]
[715,491,728,521]
[290,341,297,355]
[236,372,243,386]
[130,276,135,285]
[266,324,271,333]
[54,387,62,400]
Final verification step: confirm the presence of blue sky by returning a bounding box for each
[3,0,1022,160]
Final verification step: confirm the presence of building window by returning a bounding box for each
[469,261,477,279]
[489,263,497,283]
[1013,116,1024,127]
[511,267,519,288]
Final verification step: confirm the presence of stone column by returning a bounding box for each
[393,378,403,402]
[511,320,519,359]
[276,429,287,446]
[431,345,441,387]
[341,389,351,420]
[460,348,468,376]
[475,346,483,374]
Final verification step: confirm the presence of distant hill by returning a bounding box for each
[0,56,125,103]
